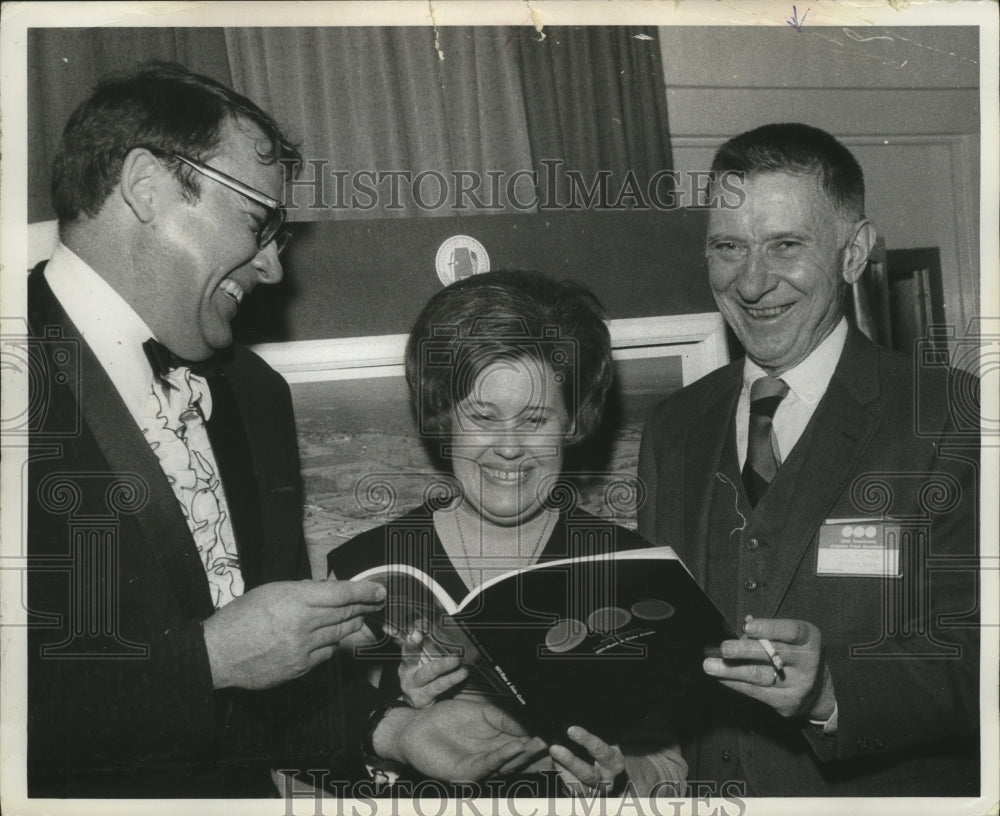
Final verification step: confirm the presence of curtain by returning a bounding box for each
[225,26,673,220]
[27,28,232,223]
[516,27,674,208]
[225,27,537,219]
[28,26,673,222]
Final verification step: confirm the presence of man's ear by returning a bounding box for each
[841,218,877,285]
[119,148,165,224]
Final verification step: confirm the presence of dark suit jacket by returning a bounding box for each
[638,328,980,796]
[26,263,383,797]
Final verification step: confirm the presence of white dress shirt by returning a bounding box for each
[736,318,848,468]
[44,242,215,424]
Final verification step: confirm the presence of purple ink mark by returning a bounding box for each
[787,5,808,31]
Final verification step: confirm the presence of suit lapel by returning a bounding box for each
[29,267,214,618]
[761,329,883,615]
[681,365,743,586]
[222,357,292,587]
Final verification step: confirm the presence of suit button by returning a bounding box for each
[746,537,760,551]
[857,738,870,751]
[721,750,733,762]
[743,578,758,591]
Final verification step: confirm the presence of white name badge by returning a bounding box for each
[816,518,902,577]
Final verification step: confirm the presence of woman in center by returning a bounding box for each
[330,271,684,796]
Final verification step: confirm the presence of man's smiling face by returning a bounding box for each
[139,117,285,361]
[706,170,858,375]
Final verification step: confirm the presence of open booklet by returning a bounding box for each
[348,547,735,743]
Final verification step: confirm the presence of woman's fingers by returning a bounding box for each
[549,744,598,786]
[410,664,468,701]
[399,628,424,658]
[550,725,626,797]
[566,725,622,770]
[410,654,462,683]
[399,639,466,707]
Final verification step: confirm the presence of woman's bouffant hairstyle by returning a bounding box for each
[405,271,613,445]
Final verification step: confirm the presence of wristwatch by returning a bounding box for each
[361,699,410,788]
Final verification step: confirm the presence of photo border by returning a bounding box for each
[2,3,997,816]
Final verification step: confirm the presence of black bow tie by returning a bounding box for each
[143,338,220,389]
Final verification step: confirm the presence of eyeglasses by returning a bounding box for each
[174,154,290,254]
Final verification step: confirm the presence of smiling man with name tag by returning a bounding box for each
[638,123,980,797]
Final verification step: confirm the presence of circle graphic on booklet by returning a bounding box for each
[587,606,632,634]
[545,618,588,653]
[631,598,675,620]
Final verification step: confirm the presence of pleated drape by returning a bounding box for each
[29,26,673,222]
[27,27,233,223]
[224,26,673,219]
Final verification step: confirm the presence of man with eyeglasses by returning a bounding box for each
[27,62,541,798]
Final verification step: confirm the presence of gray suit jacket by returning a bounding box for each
[638,328,979,796]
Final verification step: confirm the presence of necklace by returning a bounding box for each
[452,508,554,590]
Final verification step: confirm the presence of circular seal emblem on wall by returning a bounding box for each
[435,235,490,286]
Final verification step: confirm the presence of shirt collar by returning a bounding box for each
[742,317,848,406]
[44,243,161,421]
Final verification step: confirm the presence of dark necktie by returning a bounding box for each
[742,376,789,507]
[142,338,220,390]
